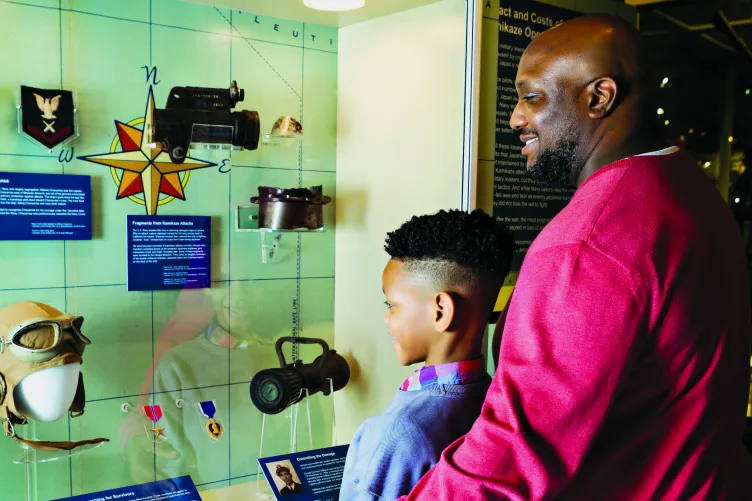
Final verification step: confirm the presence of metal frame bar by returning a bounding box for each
[461,0,482,212]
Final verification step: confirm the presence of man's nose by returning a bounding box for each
[510,100,527,131]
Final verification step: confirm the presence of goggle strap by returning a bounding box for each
[7,428,109,451]
[3,406,108,451]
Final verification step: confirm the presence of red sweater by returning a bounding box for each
[399,151,752,500]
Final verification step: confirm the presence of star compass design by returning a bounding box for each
[78,86,216,215]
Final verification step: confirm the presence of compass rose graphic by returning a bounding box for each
[78,86,216,215]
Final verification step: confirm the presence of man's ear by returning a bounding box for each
[587,77,618,119]
[433,292,456,333]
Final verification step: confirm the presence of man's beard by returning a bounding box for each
[527,139,579,185]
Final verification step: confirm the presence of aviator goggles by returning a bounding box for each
[0,316,90,363]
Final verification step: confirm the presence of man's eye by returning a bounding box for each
[523,94,540,102]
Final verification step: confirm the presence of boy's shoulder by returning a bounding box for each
[357,377,491,443]
[354,380,492,463]
[342,380,491,500]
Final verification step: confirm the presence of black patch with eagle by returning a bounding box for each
[20,86,76,149]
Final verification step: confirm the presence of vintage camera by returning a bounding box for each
[152,80,260,164]
[250,337,350,415]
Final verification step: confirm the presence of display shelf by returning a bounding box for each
[235,206,328,233]
[236,205,327,263]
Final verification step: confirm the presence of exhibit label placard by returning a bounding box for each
[0,171,91,240]
[258,444,349,501]
[51,475,200,501]
[127,215,211,292]
[494,0,578,270]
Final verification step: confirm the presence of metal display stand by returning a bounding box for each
[235,205,326,264]
[255,379,337,499]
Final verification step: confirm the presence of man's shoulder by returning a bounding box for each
[531,152,707,260]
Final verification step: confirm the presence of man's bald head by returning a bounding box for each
[529,15,647,98]
[511,15,659,186]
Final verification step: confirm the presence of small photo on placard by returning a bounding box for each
[267,460,306,497]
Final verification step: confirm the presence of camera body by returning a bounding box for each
[152,80,260,164]
[250,337,350,415]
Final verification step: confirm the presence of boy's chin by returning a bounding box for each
[395,348,425,367]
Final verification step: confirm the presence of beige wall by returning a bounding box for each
[333,0,469,442]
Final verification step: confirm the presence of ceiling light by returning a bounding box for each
[735,198,741,204]
[729,136,734,143]
[303,0,366,11]
[664,120,669,125]
[657,108,664,115]
[704,161,711,168]
[662,77,669,85]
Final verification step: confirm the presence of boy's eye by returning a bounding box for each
[384,301,393,309]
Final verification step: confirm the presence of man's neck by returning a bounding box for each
[576,132,665,188]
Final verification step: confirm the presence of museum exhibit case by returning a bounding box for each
[0,0,481,499]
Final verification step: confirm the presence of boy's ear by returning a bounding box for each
[433,292,455,333]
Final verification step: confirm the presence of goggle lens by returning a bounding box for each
[13,323,58,350]
[0,316,88,363]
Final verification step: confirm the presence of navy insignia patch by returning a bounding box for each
[19,86,77,150]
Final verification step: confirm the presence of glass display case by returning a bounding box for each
[0,1,341,499]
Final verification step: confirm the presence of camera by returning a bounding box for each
[152,80,260,164]
[250,337,350,415]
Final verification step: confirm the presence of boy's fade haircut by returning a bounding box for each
[384,209,516,305]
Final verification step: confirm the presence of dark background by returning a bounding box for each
[627,0,752,452]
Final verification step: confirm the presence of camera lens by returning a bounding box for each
[250,368,304,415]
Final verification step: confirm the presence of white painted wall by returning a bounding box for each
[334,0,468,443]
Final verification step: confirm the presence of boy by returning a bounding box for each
[340,209,515,501]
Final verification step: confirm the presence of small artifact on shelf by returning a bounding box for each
[250,185,332,230]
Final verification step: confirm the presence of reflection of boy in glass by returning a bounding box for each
[276,464,305,495]
[340,209,515,501]
[119,283,291,485]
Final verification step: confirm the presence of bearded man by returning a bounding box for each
[398,14,752,501]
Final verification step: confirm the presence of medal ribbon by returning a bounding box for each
[199,400,216,419]
[143,405,163,423]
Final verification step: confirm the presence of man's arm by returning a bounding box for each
[398,243,647,501]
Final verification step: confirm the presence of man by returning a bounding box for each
[276,464,305,496]
[398,14,752,501]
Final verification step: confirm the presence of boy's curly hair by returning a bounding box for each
[385,209,515,281]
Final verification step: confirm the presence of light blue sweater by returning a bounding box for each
[339,376,491,500]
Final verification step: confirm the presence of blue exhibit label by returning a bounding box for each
[51,475,200,501]
[127,215,211,292]
[258,444,349,500]
[0,171,92,240]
